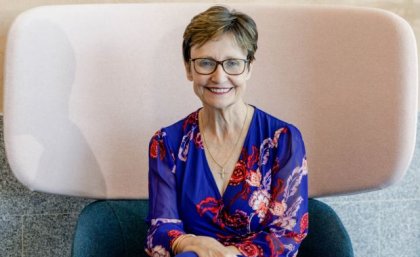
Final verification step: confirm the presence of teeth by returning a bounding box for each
[209,88,231,93]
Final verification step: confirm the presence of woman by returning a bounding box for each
[146,6,308,257]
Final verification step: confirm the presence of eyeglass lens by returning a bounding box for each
[192,58,246,75]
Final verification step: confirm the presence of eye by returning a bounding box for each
[197,59,216,68]
[224,59,241,68]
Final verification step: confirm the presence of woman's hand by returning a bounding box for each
[174,235,241,257]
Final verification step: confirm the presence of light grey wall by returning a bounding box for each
[0,114,419,256]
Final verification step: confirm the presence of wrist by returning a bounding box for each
[172,234,196,254]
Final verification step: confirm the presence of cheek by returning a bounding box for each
[231,77,248,89]
[191,75,209,88]
[192,81,206,96]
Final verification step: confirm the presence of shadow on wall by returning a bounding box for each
[6,20,106,196]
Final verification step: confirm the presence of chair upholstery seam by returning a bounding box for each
[105,201,128,256]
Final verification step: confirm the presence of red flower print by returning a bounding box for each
[272,158,280,174]
[158,144,166,160]
[230,160,247,185]
[168,230,184,248]
[286,231,306,243]
[221,209,249,230]
[249,189,270,220]
[150,139,159,159]
[196,197,223,227]
[194,132,203,149]
[217,233,257,245]
[238,241,263,257]
[150,139,166,160]
[269,200,287,216]
[266,234,284,257]
[247,146,259,168]
[246,169,262,187]
[196,197,221,216]
[150,131,166,160]
[182,112,198,131]
[300,213,309,233]
[271,177,284,200]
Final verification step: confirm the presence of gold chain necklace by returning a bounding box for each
[199,105,249,179]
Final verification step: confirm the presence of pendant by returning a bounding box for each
[219,168,225,179]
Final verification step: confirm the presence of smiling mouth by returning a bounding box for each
[206,87,233,94]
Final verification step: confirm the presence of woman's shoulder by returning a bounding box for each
[252,105,301,135]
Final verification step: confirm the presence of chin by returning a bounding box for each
[204,99,241,110]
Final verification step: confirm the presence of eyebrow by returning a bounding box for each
[192,56,245,60]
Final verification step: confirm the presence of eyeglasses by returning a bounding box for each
[190,58,249,75]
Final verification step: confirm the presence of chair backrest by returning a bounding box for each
[4,3,418,198]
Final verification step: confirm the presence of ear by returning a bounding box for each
[184,61,193,81]
[245,61,254,81]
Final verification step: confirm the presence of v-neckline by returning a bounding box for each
[198,105,256,199]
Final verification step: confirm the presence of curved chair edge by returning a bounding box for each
[298,198,354,257]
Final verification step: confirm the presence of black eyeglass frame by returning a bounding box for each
[189,58,249,75]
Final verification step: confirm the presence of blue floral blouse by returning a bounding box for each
[146,106,309,257]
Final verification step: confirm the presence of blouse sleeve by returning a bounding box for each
[236,125,309,257]
[145,129,186,257]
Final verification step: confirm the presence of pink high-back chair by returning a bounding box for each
[4,3,417,257]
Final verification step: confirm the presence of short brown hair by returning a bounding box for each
[182,6,258,63]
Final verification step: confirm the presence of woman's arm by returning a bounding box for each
[234,125,309,257]
[146,129,187,256]
[173,234,241,257]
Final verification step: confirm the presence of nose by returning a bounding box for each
[210,64,228,83]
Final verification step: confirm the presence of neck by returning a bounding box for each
[200,102,248,142]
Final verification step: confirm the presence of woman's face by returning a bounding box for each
[185,33,253,111]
